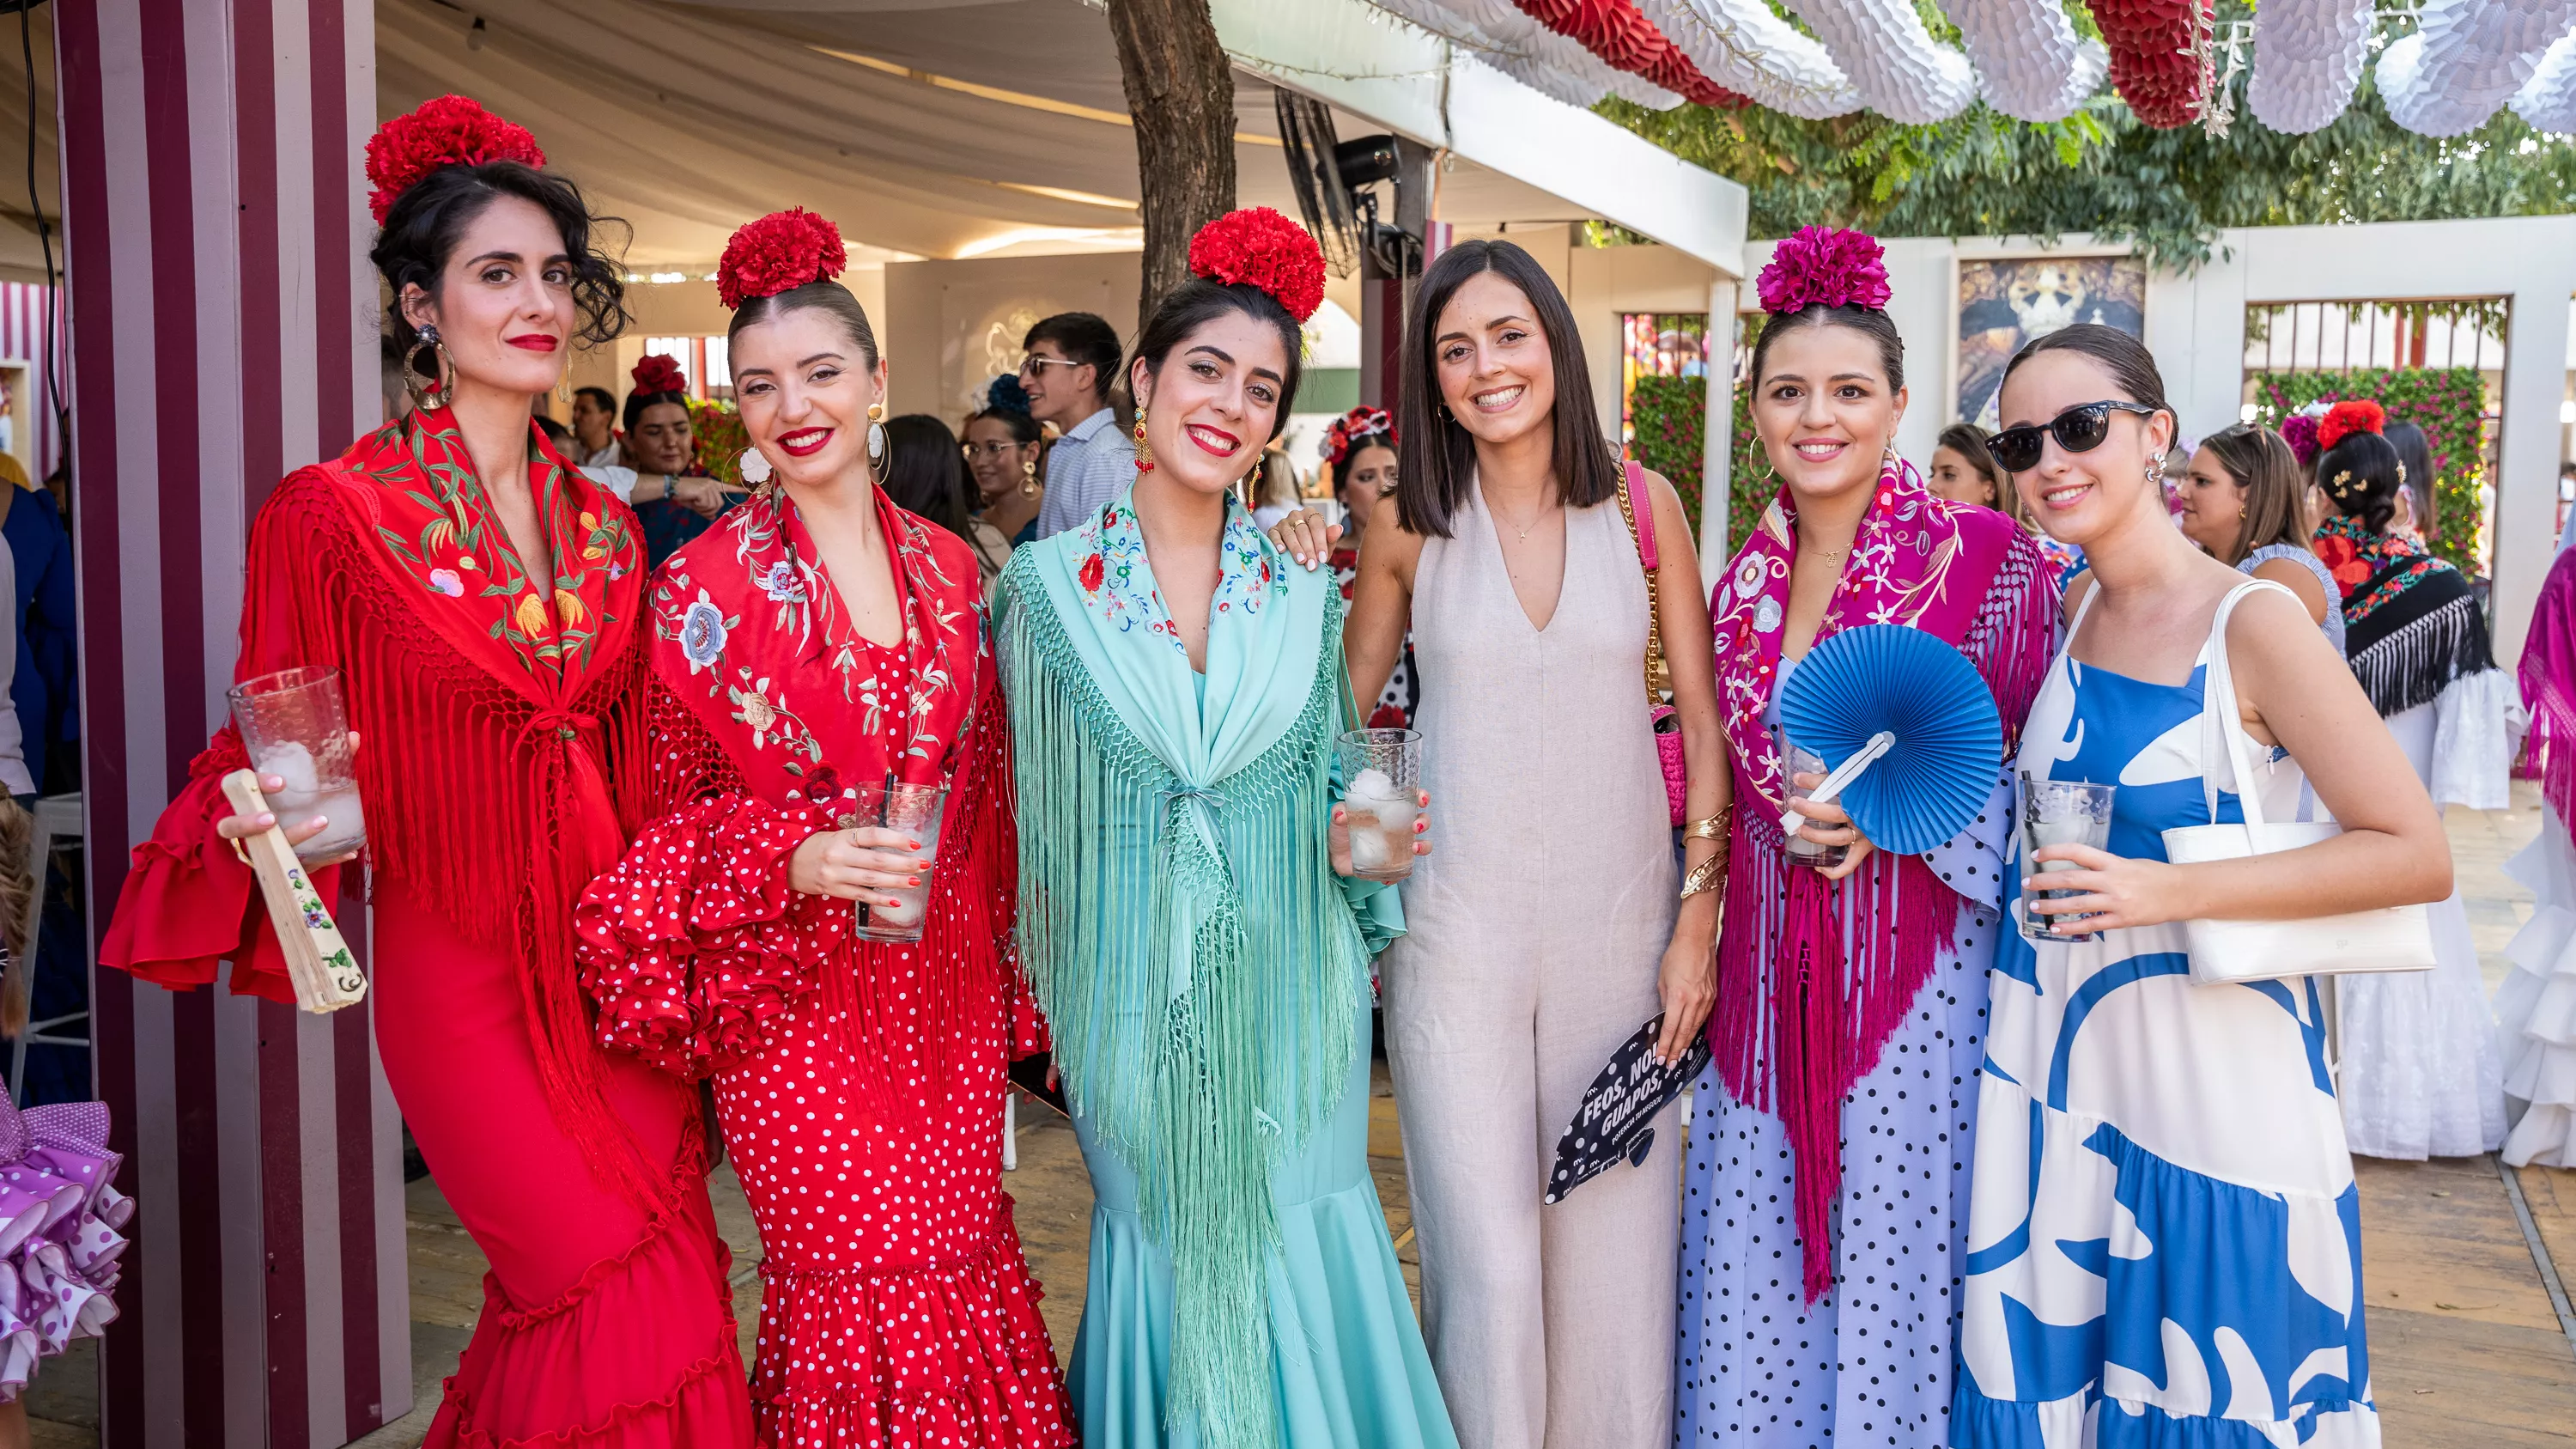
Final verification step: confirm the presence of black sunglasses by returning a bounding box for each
[1988,400,2160,473]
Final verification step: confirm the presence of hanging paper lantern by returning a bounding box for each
[2379,0,2576,138]
[2247,0,2373,133]
[1431,0,1686,107]
[1510,0,1755,107]
[2512,27,2576,131]
[2090,0,2214,127]
[1633,0,1863,119]
[1774,0,1977,124]
[1951,0,2109,122]
[1379,0,1614,107]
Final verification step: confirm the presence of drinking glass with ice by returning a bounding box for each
[2017,773,2116,943]
[227,667,367,863]
[838,781,949,944]
[1334,728,1422,884]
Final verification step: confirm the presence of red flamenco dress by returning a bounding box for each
[100,410,752,1446]
[575,488,1075,1447]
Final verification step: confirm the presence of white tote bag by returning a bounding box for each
[2160,580,2435,984]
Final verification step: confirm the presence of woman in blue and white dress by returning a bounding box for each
[1953,326,2452,1447]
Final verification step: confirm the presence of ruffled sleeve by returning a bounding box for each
[574,688,854,1079]
[99,481,349,1006]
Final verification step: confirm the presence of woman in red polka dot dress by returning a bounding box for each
[575,210,1075,1448]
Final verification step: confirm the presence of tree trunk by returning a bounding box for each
[1107,0,1236,322]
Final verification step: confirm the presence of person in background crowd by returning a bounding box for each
[1928,420,2008,510]
[963,374,1046,553]
[1956,329,2447,1446]
[624,353,738,570]
[880,411,1009,578]
[1000,208,1453,1449]
[102,94,752,1445]
[2307,401,2510,1162]
[2384,418,2437,540]
[570,382,620,467]
[1021,311,1134,539]
[1248,445,1303,528]
[2178,423,2342,648]
[0,450,72,797]
[1273,237,1722,1449]
[1317,405,1415,728]
[580,208,1075,1449]
[2504,466,2576,1170]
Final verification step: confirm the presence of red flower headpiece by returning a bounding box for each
[1322,405,1395,466]
[1188,208,1327,324]
[1756,225,1893,315]
[2317,399,2386,453]
[365,95,545,225]
[631,353,687,397]
[718,209,848,311]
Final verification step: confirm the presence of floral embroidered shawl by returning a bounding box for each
[2312,514,2494,718]
[649,485,987,805]
[1709,459,2057,1302]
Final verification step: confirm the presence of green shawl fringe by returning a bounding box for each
[998,561,1364,1449]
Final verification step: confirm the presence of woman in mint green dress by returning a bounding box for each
[996,210,1455,1449]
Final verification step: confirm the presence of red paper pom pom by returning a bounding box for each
[718,209,848,311]
[631,354,687,397]
[2091,0,2212,128]
[365,95,545,225]
[2317,399,2386,453]
[1188,208,1327,324]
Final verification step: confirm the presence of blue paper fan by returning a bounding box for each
[1777,624,2001,856]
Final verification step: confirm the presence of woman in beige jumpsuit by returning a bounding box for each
[1272,239,1727,1449]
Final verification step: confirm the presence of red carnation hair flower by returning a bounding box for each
[1188,208,1327,324]
[1322,405,1395,466]
[2318,399,2386,453]
[631,353,687,397]
[365,94,545,225]
[719,209,848,311]
[1757,226,1893,315]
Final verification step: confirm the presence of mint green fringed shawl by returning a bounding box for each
[996,489,1394,1449]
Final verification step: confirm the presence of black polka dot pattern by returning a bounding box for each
[1673,901,1996,1446]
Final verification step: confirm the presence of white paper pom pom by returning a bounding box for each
[2379,0,2576,138]
[1777,0,1978,124]
[1948,0,2109,123]
[2248,0,2372,134]
[2511,27,2576,131]
[1634,0,1863,119]
[1429,0,1686,108]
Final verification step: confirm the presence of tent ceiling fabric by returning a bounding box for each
[383,0,1595,267]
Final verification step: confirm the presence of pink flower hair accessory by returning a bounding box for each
[1755,225,1893,315]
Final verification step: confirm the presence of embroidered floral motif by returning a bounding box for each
[2313,514,2458,625]
[678,597,731,668]
[1072,493,1277,654]
[759,560,804,604]
[428,569,464,598]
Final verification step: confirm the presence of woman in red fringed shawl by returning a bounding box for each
[574,211,1074,1449]
[99,99,751,1447]
[1673,228,2058,1449]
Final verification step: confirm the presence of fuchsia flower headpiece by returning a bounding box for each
[718,209,849,311]
[1188,208,1327,324]
[366,95,546,225]
[2280,412,2322,467]
[1756,225,1893,315]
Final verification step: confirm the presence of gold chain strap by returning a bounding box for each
[1615,463,1671,701]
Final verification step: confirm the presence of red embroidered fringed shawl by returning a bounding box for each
[100,407,665,1207]
[1708,461,2058,1303]
[581,488,1025,1111]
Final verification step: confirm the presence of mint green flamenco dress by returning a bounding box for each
[996,489,1458,1449]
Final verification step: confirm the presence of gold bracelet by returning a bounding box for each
[1681,807,1734,843]
[1680,847,1729,900]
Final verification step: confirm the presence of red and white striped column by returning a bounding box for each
[53,3,407,1446]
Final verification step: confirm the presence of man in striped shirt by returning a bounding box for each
[1023,312,1138,539]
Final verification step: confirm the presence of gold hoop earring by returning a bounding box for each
[1133,405,1154,473]
[404,324,453,407]
[1021,456,1040,496]
[866,401,887,471]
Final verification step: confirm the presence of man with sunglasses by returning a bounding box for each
[1022,311,1134,539]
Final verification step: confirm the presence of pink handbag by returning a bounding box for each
[1616,461,1688,826]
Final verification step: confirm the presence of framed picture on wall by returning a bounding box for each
[1953,253,2146,430]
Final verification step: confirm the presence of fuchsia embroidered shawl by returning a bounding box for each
[1710,460,2058,1302]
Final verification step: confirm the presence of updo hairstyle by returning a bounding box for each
[2317,431,2408,533]
[370,161,629,396]
[1130,278,1304,438]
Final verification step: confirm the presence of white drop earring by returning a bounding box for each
[866,402,888,471]
[739,446,773,492]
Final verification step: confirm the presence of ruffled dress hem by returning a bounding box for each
[2500,806,2576,1166]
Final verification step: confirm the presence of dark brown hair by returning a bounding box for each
[1999,323,2172,418]
[1935,421,2023,523]
[372,160,629,393]
[2197,423,2311,564]
[1747,304,1906,397]
[727,279,881,372]
[2318,430,2406,533]
[1394,240,1618,538]
[1129,277,1305,441]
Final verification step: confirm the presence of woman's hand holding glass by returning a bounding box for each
[2022,843,2191,934]
[790,825,927,911]
[1330,788,1431,878]
[216,730,362,867]
[1785,769,1874,881]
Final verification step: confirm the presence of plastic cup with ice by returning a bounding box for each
[227,666,368,863]
[840,781,950,944]
[1334,728,1422,884]
[2017,774,2115,942]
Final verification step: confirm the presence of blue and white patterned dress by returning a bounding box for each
[1953,588,2379,1446]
